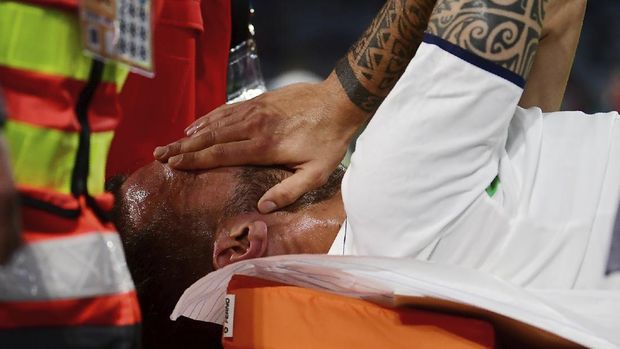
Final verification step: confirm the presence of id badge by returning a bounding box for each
[79,0,154,76]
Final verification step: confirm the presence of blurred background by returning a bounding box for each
[250,0,620,113]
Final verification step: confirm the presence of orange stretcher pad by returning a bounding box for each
[223,275,581,349]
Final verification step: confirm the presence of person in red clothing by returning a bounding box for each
[107,0,231,177]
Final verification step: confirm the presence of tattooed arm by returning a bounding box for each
[519,0,586,111]
[426,0,584,113]
[155,0,438,213]
[336,0,576,114]
[335,0,437,114]
[156,0,568,213]
[427,0,547,80]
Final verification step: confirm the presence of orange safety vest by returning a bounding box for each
[0,1,141,346]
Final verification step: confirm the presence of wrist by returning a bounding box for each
[321,70,371,137]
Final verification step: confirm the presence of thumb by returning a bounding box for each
[257,168,327,214]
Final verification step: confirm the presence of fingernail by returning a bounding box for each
[185,126,195,136]
[169,155,181,166]
[154,146,167,158]
[258,200,277,213]
[187,122,204,136]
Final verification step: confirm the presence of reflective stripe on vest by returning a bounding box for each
[0,292,141,328]
[0,1,128,90]
[5,120,114,195]
[0,232,134,302]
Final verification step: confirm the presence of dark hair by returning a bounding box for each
[110,174,220,348]
[109,165,345,348]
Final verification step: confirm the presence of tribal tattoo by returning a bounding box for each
[335,0,437,113]
[427,0,548,79]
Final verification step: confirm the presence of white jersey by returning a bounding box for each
[329,34,620,290]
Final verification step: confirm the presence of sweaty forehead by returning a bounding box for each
[120,161,240,229]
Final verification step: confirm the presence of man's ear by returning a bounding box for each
[213,220,268,269]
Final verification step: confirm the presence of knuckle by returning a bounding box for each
[168,142,181,153]
[276,189,297,204]
[247,117,263,133]
[210,144,226,160]
[174,154,187,165]
[177,153,193,165]
[184,153,195,162]
[212,120,225,129]
[200,130,217,145]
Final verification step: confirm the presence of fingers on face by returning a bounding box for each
[168,139,270,170]
[163,123,249,160]
[161,97,272,163]
[185,101,255,136]
[258,167,329,213]
[155,109,270,162]
[189,110,250,139]
[184,103,235,135]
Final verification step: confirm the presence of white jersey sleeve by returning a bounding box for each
[335,35,523,258]
[330,33,620,290]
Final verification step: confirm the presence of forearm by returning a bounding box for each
[519,0,586,112]
[332,0,438,117]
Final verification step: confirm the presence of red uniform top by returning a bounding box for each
[107,0,231,177]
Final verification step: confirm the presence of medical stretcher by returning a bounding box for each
[221,275,580,348]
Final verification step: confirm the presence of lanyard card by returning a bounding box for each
[79,0,154,77]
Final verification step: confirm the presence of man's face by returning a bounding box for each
[119,161,238,248]
[115,161,344,275]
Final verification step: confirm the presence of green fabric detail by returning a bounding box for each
[486,175,500,197]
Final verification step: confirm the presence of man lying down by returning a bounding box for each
[111,0,620,347]
[109,163,347,347]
